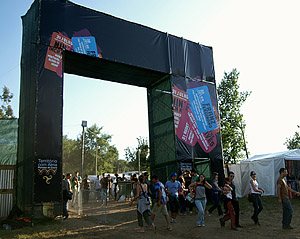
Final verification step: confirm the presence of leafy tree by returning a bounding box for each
[0,85,14,119]
[217,69,251,164]
[284,131,300,150]
[113,159,133,173]
[98,145,119,174]
[62,135,81,174]
[62,124,120,175]
[125,137,150,172]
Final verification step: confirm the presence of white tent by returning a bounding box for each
[229,149,300,197]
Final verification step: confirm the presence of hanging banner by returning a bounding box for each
[187,86,218,134]
[44,32,73,77]
[173,83,219,153]
[34,158,61,202]
[44,29,102,78]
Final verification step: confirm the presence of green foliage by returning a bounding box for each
[284,131,300,150]
[63,124,123,175]
[62,135,81,174]
[0,85,14,119]
[124,136,150,172]
[217,69,251,164]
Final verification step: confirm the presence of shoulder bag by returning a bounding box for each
[140,184,152,205]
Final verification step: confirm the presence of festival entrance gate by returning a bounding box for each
[18,0,224,218]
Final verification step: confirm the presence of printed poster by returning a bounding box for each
[44,30,102,77]
[44,32,73,77]
[72,36,99,57]
[172,83,219,153]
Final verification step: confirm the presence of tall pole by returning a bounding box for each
[138,147,141,175]
[81,120,87,176]
[240,126,249,159]
[95,145,98,175]
[228,119,249,159]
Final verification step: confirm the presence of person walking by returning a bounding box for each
[71,171,81,207]
[130,175,156,233]
[277,168,300,229]
[107,174,113,199]
[189,174,212,227]
[249,171,264,225]
[94,175,102,202]
[228,171,242,228]
[150,175,173,231]
[100,173,108,203]
[131,174,138,199]
[207,172,223,216]
[143,172,150,187]
[82,174,91,204]
[178,176,187,215]
[62,173,72,219]
[188,169,199,214]
[120,174,127,182]
[219,177,237,231]
[183,170,193,213]
[114,173,120,200]
[165,173,182,223]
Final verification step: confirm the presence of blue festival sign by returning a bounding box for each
[187,86,217,134]
[71,36,99,57]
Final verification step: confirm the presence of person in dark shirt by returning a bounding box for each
[183,170,192,188]
[207,172,223,216]
[82,174,91,204]
[120,174,127,181]
[228,171,242,228]
[62,173,72,219]
[114,173,121,200]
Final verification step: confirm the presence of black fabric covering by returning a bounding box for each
[171,75,224,182]
[18,0,223,210]
[64,51,167,87]
[17,0,39,211]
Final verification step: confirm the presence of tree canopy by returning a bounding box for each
[124,136,150,172]
[284,131,300,150]
[63,124,131,175]
[217,69,251,164]
[0,85,14,119]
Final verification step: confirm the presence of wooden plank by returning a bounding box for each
[0,189,14,194]
[0,165,16,170]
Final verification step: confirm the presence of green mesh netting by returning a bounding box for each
[0,119,18,165]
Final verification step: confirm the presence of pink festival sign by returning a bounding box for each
[172,84,220,153]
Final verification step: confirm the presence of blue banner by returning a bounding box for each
[187,86,217,134]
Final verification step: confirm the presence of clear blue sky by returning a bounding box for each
[1,0,300,159]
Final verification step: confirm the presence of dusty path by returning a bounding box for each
[1,197,300,238]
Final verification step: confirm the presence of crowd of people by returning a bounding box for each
[127,168,300,233]
[62,167,300,232]
[62,171,127,219]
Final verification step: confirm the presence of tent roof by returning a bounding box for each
[244,149,300,162]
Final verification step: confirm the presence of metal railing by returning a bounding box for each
[67,182,133,223]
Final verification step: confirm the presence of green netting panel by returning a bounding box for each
[0,119,18,165]
[151,163,178,184]
[195,159,211,180]
[148,76,177,182]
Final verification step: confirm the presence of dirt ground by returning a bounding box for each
[1,197,300,239]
